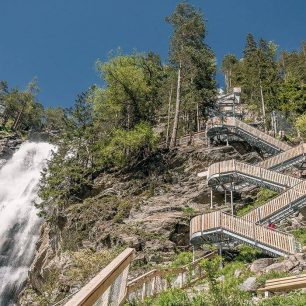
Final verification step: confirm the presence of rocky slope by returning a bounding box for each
[18,138,306,305]
[18,140,263,305]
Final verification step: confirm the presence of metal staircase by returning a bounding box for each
[190,117,305,256]
[207,117,291,154]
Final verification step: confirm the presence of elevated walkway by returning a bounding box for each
[207,117,291,154]
[190,211,300,256]
[207,160,301,192]
[191,115,305,257]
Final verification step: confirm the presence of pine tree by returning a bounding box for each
[166,2,216,147]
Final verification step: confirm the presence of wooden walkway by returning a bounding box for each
[207,117,291,153]
[191,116,305,256]
[258,274,306,296]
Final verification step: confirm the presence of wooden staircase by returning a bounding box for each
[191,117,306,256]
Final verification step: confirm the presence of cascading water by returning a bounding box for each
[0,142,55,306]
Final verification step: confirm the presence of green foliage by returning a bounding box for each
[292,227,306,245]
[166,2,216,135]
[237,188,278,216]
[171,252,193,267]
[235,245,263,263]
[140,288,193,306]
[199,256,252,306]
[95,53,166,130]
[221,37,306,132]
[0,79,65,133]
[101,122,159,167]
[295,113,306,139]
[258,291,306,306]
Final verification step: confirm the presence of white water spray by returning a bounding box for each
[0,142,55,305]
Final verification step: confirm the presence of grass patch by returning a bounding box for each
[258,290,306,306]
[237,188,278,217]
[292,227,306,245]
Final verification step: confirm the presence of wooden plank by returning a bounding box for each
[265,274,306,284]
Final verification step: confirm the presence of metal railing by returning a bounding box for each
[207,117,291,152]
[207,160,302,189]
[190,211,297,255]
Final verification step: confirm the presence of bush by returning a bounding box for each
[171,252,193,268]
[237,188,278,216]
[101,122,159,167]
[235,245,263,263]
[292,227,306,245]
[140,288,192,306]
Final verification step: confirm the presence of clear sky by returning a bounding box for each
[0,0,305,107]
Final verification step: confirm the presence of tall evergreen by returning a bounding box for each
[166,2,216,146]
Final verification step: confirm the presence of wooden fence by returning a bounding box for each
[126,251,216,303]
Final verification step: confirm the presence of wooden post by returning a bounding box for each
[230,186,234,216]
[210,188,213,209]
[141,283,146,301]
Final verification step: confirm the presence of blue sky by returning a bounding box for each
[0,0,305,107]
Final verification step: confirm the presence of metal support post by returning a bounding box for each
[231,190,234,216]
[230,182,234,216]
[192,245,195,263]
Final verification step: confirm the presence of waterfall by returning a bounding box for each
[0,142,55,305]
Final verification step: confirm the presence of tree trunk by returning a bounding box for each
[224,72,229,93]
[166,84,173,147]
[13,100,26,130]
[259,79,267,132]
[196,102,200,132]
[170,62,182,148]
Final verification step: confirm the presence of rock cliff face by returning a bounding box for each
[19,141,264,305]
[0,134,22,168]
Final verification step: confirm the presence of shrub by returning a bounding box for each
[101,122,159,167]
[235,245,263,263]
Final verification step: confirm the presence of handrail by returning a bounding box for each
[64,248,134,306]
[257,144,306,169]
[207,116,291,152]
[193,114,305,256]
[243,181,306,223]
[126,251,216,302]
[190,212,297,255]
[207,159,302,189]
[227,117,291,151]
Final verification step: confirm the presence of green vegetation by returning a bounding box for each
[35,2,216,220]
[237,188,278,216]
[0,79,66,134]
[258,291,306,306]
[235,245,263,263]
[222,37,305,132]
[292,227,306,245]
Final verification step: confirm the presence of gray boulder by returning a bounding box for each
[239,277,258,292]
[250,258,277,273]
